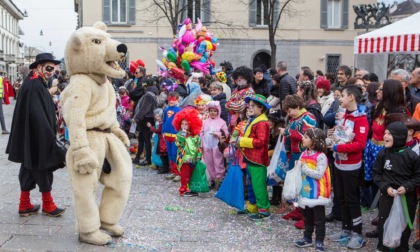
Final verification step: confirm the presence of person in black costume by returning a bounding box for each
[6,53,66,217]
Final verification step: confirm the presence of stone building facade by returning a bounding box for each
[74,0,374,77]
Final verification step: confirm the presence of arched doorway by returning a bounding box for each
[252,51,271,70]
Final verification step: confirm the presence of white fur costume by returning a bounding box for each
[60,22,132,245]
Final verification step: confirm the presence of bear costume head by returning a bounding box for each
[64,21,127,84]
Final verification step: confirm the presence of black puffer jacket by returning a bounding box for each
[252,78,269,98]
[279,73,297,102]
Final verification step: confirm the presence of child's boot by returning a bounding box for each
[18,191,40,217]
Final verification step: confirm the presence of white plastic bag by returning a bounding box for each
[129,122,137,134]
[383,192,407,248]
[282,162,302,200]
[267,135,282,185]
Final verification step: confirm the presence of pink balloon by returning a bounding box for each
[182,30,195,45]
[178,43,186,56]
[190,61,209,74]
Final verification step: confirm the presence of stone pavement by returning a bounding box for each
[0,100,412,251]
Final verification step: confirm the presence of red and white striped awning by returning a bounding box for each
[354,12,420,54]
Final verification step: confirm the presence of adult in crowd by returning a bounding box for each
[259,64,272,90]
[390,69,420,115]
[0,75,9,134]
[297,80,323,129]
[13,77,22,99]
[128,66,147,111]
[366,82,380,108]
[347,77,373,126]
[335,65,351,88]
[6,53,66,217]
[220,61,234,90]
[410,67,420,98]
[276,61,297,107]
[355,68,369,79]
[133,77,159,166]
[252,67,269,98]
[316,78,334,116]
[362,72,379,84]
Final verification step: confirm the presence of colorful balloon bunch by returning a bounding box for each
[129,59,145,75]
[156,18,219,83]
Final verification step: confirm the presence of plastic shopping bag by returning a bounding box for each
[267,135,289,186]
[129,122,137,134]
[215,147,245,210]
[151,134,162,167]
[282,162,302,200]
[383,192,407,248]
[189,161,209,193]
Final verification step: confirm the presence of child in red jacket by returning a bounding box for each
[327,85,369,250]
[234,94,271,220]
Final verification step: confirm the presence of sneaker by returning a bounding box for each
[315,241,325,251]
[139,160,151,166]
[165,174,176,180]
[132,158,140,165]
[347,233,365,249]
[183,191,198,197]
[328,230,351,242]
[295,237,313,248]
[248,212,271,220]
[172,175,181,182]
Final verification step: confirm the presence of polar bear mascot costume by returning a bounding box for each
[60,21,132,245]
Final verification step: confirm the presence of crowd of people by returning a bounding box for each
[3,52,420,251]
[110,60,420,252]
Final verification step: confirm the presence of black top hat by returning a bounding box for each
[29,53,61,69]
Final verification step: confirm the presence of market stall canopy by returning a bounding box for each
[354,11,420,54]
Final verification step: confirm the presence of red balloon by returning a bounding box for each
[212,43,217,51]
[197,37,205,43]
[205,36,211,41]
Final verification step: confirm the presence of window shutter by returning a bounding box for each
[128,0,136,25]
[202,0,211,24]
[249,0,257,27]
[341,0,349,29]
[273,0,279,26]
[103,0,111,24]
[178,0,186,22]
[320,0,327,28]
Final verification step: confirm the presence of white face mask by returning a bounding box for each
[237,79,247,87]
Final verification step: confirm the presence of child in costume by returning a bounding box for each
[235,94,271,220]
[201,101,229,189]
[228,106,253,170]
[147,108,169,174]
[162,91,182,181]
[226,66,255,133]
[173,108,203,196]
[372,122,420,252]
[194,94,212,121]
[294,128,331,252]
[279,94,317,228]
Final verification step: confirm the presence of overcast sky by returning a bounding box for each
[13,0,77,60]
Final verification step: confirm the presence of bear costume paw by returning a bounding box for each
[100,223,124,237]
[79,230,112,245]
[111,127,130,147]
[73,147,99,174]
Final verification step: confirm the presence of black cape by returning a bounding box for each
[6,71,60,170]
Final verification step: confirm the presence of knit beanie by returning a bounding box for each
[386,121,408,152]
[316,79,331,92]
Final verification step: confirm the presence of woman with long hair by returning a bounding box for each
[297,81,323,129]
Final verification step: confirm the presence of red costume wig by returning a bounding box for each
[172,108,202,136]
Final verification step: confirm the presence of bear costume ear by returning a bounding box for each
[93,21,107,32]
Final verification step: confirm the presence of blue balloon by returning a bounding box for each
[196,41,206,54]
[211,37,219,43]
[200,56,207,63]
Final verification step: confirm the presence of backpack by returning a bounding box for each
[307,103,324,129]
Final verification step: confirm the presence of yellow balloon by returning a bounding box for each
[162,58,168,67]
[168,62,176,69]
[181,51,196,62]
[206,40,212,50]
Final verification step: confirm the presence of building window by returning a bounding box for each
[186,0,201,22]
[327,0,341,28]
[320,0,348,29]
[111,0,127,23]
[326,54,341,78]
[256,0,268,26]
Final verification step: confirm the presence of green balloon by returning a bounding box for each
[167,51,177,63]
[181,60,191,72]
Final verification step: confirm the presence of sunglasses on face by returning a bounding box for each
[45,66,55,72]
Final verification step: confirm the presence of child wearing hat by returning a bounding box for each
[215,71,231,100]
[372,121,420,252]
[234,94,271,220]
